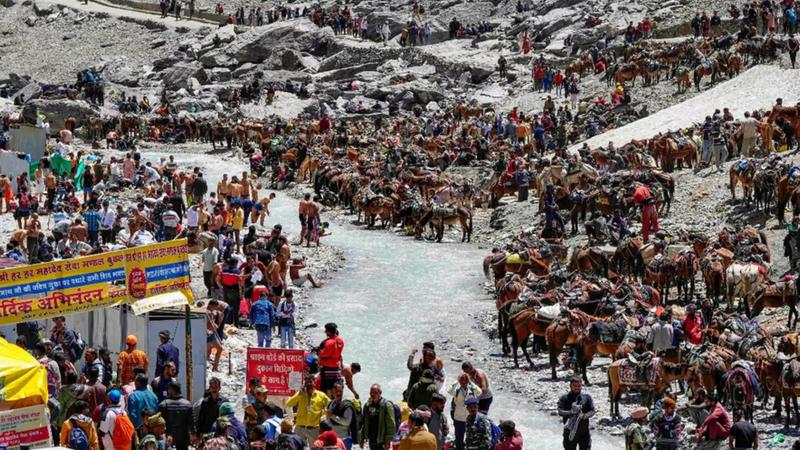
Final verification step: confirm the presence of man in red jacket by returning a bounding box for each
[318,322,345,394]
[696,393,731,449]
[495,421,523,450]
[633,185,658,242]
[683,304,702,345]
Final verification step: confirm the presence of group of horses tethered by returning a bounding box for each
[566,32,786,93]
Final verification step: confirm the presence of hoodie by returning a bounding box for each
[60,414,101,450]
[408,376,438,410]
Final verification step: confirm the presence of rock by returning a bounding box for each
[470,66,493,84]
[33,3,53,16]
[152,55,183,72]
[199,24,237,47]
[314,62,380,82]
[24,15,37,26]
[12,82,42,104]
[161,61,208,89]
[0,0,17,7]
[231,62,258,78]
[106,65,140,88]
[209,67,232,82]
[27,98,97,129]
[280,48,302,70]
[62,32,75,40]
[187,77,201,92]
[150,38,167,49]
[200,21,336,67]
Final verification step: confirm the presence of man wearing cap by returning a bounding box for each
[495,420,523,450]
[624,407,649,450]
[651,397,681,449]
[118,335,150,386]
[216,402,248,450]
[464,397,492,450]
[100,389,138,450]
[245,385,271,435]
[318,323,345,393]
[155,330,180,379]
[428,394,449,450]
[285,376,331,446]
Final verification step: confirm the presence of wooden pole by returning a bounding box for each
[184,304,193,402]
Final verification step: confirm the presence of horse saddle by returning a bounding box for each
[433,206,457,219]
[737,160,750,173]
[619,357,660,386]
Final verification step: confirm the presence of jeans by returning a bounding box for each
[478,396,493,414]
[255,324,272,348]
[453,420,465,450]
[342,437,353,450]
[701,140,712,165]
[280,325,295,348]
[713,140,728,170]
[563,429,591,450]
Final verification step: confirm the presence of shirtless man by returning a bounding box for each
[306,196,321,247]
[229,176,243,201]
[341,363,362,399]
[297,193,312,245]
[289,256,322,288]
[254,192,277,226]
[240,171,251,199]
[69,218,88,242]
[45,171,57,210]
[278,237,291,285]
[9,229,27,252]
[26,213,41,261]
[217,173,230,198]
[266,254,284,304]
[199,204,212,231]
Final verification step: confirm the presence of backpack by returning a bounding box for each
[69,420,90,450]
[264,417,282,441]
[474,414,501,448]
[66,329,86,362]
[381,399,401,433]
[19,193,30,209]
[342,399,361,443]
[111,410,136,450]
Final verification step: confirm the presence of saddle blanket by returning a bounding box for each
[619,357,661,386]
[538,304,562,320]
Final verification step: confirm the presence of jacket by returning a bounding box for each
[285,390,330,427]
[398,428,436,450]
[250,299,276,327]
[195,394,229,435]
[698,402,731,441]
[465,413,492,450]
[683,313,702,345]
[158,397,194,450]
[407,376,438,410]
[319,335,344,368]
[60,414,101,450]
[448,383,482,422]
[155,341,180,377]
[494,430,523,450]
[127,387,159,429]
[56,383,89,428]
[360,398,396,445]
[649,321,674,353]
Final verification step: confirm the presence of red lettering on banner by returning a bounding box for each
[246,348,305,396]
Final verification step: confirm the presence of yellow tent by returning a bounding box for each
[0,338,48,409]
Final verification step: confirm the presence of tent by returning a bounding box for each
[0,337,48,409]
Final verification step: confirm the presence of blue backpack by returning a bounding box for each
[69,420,90,450]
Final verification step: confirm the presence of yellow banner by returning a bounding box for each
[0,240,194,325]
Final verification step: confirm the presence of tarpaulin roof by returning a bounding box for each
[0,337,48,406]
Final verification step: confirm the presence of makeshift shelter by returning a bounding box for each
[0,337,51,450]
[0,337,48,409]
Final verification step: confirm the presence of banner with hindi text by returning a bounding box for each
[0,239,193,325]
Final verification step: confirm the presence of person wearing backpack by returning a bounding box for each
[448,374,482,450]
[463,398,493,450]
[398,411,436,450]
[326,382,357,450]
[360,384,397,450]
[59,400,100,450]
[99,390,138,450]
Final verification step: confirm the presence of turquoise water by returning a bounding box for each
[158,151,621,448]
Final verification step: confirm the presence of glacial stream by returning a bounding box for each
[158,151,621,449]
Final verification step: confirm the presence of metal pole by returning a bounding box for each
[184,304,193,402]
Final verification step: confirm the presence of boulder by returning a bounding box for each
[33,3,54,16]
[105,65,140,87]
[12,82,42,104]
[470,66,493,84]
[314,62,380,82]
[161,61,208,89]
[150,37,167,49]
[24,15,37,26]
[27,99,97,129]
[200,21,335,67]
[152,55,183,71]
[209,67,232,82]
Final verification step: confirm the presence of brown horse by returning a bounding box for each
[612,236,645,279]
[645,257,676,305]
[674,66,692,93]
[701,255,727,307]
[750,280,799,328]
[357,196,394,228]
[506,307,557,367]
[648,135,695,171]
[418,205,473,242]
[770,106,800,142]
[545,310,595,380]
[729,162,756,205]
[673,251,699,303]
[608,358,688,417]
[614,64,641,86]
[496,277,526,355]
[727,53,744,77]
[693,61,719,91]
[570,245,609,278]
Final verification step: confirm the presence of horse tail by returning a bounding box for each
[469,212,473,236]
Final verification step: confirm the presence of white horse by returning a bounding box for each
[725,262,767,313]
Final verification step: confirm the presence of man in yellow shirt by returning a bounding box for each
[286,376,331,446]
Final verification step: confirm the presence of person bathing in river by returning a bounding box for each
[290,256,322,288]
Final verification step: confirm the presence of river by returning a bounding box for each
[156,150,621,449]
